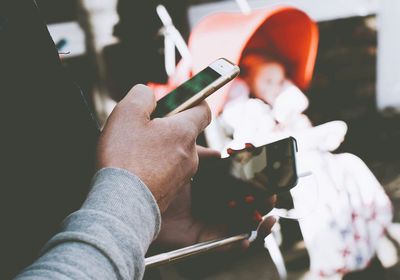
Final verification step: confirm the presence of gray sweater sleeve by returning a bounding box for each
[15,168,161,280]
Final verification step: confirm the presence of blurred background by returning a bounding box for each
[38,0,400,279]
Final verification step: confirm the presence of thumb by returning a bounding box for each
[167,101,212,138]
[256,216,277,241]
[122,84,157,119]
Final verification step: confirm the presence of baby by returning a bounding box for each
[240,52,287,106]
[217,52,347,153]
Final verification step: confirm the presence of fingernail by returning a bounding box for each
[228,200,237,208]
[244,195,255,204]
[269,216,277,225]
[253,210,263,222]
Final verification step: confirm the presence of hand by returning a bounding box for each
[97,85,211,212]
[153,146,277,251]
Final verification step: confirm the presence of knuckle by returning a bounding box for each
[169,119,196,142]
[155,119,198,160]
[156,119,187,144]
[165,119,182,135]
[191,152,199,174]
[152,119,171,136]
[196,102,212,128]
[125,100,143,114]
[176,146,198,176]
[151,92,157,106]
[185,125,199,141]
[203,102,212,126]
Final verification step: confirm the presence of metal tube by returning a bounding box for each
[145,233,249,269]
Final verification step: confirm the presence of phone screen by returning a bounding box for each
[152,67,221,118]
[230,138,298,193]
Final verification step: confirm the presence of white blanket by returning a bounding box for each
[212,80,393,277]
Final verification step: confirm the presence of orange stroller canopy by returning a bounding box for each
[189,6,318,114]
[152,6,319,115]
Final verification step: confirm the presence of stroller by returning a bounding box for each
[152,6,318,114]
[149,4,393,279]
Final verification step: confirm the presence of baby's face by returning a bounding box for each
[251,62,285,105]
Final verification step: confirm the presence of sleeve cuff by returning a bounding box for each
[82,167,162,243]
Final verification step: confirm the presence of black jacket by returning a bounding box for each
[0,1,99,278]
[104,0,189,101]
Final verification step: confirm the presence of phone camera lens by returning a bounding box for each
[273,161,281,169]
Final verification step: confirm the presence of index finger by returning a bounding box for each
[168,101,212,137]
[196,145,221,159]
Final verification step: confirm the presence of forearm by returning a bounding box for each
[15,168,161,280]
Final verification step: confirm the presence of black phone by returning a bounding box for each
[227,137,298,195]
[192,137,298,228]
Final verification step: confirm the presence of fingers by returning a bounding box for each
[241,239,251,250]
[168,101,211,138]
[255,216,277,241]
[123,84,157,118]
[196,145,221,159]
[262,195,277,213]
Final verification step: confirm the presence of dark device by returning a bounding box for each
[192,137,298,230]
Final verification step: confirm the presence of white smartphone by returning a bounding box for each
[152,58,240,118]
